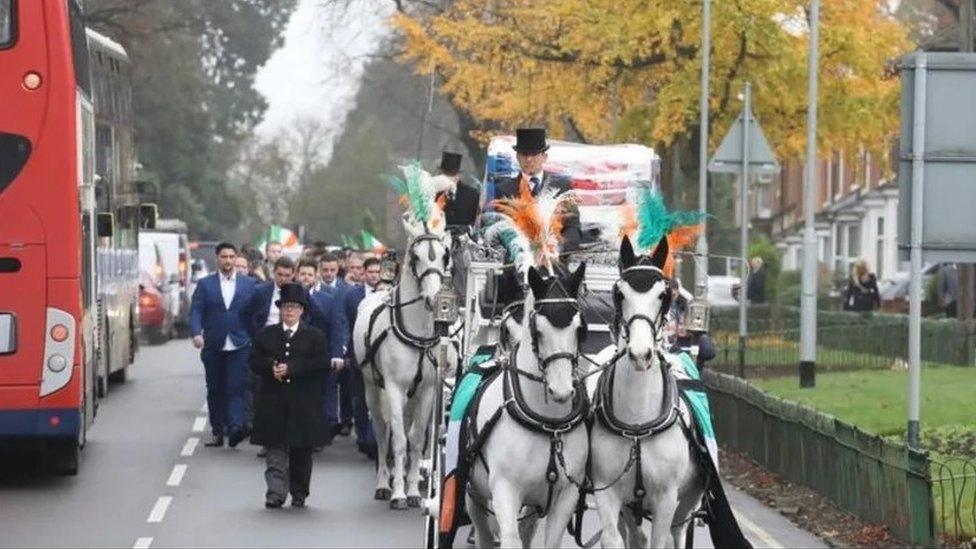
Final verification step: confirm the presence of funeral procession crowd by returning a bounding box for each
[190,147,479,508]
[191,128,714,510]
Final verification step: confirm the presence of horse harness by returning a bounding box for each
[464,293,590,520]
[587,263,697,526]
[359,231,456,399]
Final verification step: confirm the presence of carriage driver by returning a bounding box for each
[488,127,583,252]
[249,283,331,509]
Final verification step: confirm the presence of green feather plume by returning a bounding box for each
[383,161,431,223]
[636,189,707,251]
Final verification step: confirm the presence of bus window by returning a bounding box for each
[0,0,13,49]
[68,0,91,97]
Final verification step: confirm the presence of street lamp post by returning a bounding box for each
[695,0,712,298]
[799,0,821,388]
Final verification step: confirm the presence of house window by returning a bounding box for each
[876,217,885,280]
[848,223,861,259]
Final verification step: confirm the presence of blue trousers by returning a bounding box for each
[348,364,375,447]
[201,347,249,436]
[321,368,339,434]
[338,368,353,424]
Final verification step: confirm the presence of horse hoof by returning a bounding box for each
[390,498,409,510]
[407,495,422,508]
[374,488,391,501]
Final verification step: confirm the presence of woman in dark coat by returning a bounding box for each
[843,260,881,313]
[250,283,330,508]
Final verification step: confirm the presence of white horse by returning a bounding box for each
[590,236,704,548]
[354,217,456,509]
[465,263,590,548]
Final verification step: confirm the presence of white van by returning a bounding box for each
[140,224,192,336]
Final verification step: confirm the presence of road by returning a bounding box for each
[0,340,825,548]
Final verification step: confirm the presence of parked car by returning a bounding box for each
[708,275,741,308]
[141,220,192,337]
[137,242,175,344]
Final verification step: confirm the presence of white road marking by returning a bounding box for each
[191,416,207,432]
[132,537,153,549]
[734,508,783,548]
[166,464,188,487]
[180,437,199,457]
[147,496,172,523]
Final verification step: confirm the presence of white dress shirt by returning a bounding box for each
[266,284,281,326]
[219,271,238,351]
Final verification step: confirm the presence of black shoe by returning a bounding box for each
[265,499,284,509]
[338,421,353,436]
[358,443,378,460]
[291,497,306,508]
[204,435,224,447]
[228,429,248,448]
[257,447,268,458]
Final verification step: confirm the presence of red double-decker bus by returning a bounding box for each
[0,0,101,474]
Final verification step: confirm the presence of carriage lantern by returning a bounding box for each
[685,295,710,334]
[379,252,399,285]
[433,276,459,327]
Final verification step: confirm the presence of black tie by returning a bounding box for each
[530,176,540,195]
[284,328,293,340]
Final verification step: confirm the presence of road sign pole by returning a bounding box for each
[907,55,928,449]
[799,0,821,389]
[695,0,712,299]
[738,83,751,379]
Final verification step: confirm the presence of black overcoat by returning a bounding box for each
[249,322,330,449]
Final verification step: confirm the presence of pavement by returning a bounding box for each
[0,339,826,548]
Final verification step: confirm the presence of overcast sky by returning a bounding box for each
[253,0,394,153]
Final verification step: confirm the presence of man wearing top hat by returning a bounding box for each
[438,151,482,231]
[490,127,582,250]
[250,283,330,508]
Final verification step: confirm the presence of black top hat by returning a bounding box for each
[513,128,549,153]
[275,282,309,309]
[440,151,463,175]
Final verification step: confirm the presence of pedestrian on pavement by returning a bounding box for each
[746,256,767,304]
[189,243,258,448]
[843,259,881,313]
[249,283,330,508]
[342,256,382,460]
[296,259,349,445]
[938,263,959,318]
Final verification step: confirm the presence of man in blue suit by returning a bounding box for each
[314,252,354,434]
[297,259,348,446]
[245,257,297,338]
[190,242,258,448]
[342,257,383,459]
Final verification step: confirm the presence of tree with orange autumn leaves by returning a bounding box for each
[392,0,912,167]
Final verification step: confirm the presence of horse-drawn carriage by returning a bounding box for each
[357,139,746,548]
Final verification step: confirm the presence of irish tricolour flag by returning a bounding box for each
[360,230,385,252]
[257,225,301,252]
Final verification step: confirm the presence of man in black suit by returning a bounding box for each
[250,283,330,508]
[489,127,582,251]
[439,151,481,231]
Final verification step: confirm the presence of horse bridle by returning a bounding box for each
[612,264,673,344]
[529,296,587,374]
[407,229,449,287]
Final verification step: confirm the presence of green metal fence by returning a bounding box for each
[704,370,936,545]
